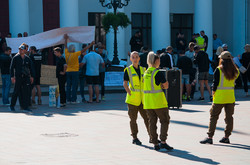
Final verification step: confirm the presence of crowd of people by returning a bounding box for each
[129,30,250,100]
[0,32,108,111]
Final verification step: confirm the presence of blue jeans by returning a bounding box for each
[79,75,86,100]
[1,74,11,104]
[66,72,79,102]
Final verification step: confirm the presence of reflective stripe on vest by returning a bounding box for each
[128,66,144,92]
[144,69,163,94]
[217,72,234,90]
[143,67,168,109]
[125,65,145,106]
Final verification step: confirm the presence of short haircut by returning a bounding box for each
[98,45,105,49]
[166,46,173,51]
[18,33,22,37]
[5,47,11,51]
[156,50,162,54]
[200,30,205,33]
[147,51,159,66]
[54,47,63,54]
[94,44,99,50]
[194,45,200,51]
[130,51,139,58]
[245,44,250,53]
[21,43,29,49]
[82,44,87,49]
[68,44,75,52]
[189,42,195,48]
[30,46,37,52]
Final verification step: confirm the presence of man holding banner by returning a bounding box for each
[64,34,95,104]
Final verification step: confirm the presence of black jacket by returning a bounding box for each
[129,36,142,52]
[160,53,172,69]
[194,51,210,72]
[30,53,42,77]
[140,52,148,69]
[241,52,250,68]
[10,54,35,78]
[177,56,193,75]
[0,53,12,74]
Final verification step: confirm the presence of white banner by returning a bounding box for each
[6,26,95,53]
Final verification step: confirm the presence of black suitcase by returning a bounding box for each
[165,68,182,109]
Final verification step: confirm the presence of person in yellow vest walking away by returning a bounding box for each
[143,52,173,151]
[195,33,206,51]
[123,51,150,145]
[200,51,239,144]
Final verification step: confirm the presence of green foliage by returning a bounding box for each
[102,12,131,33]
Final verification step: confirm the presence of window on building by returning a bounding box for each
[0,0,9,38]
[88,12,106,45]
[170,14,193,49]
[43,0,60,32]
[131,13,152,50]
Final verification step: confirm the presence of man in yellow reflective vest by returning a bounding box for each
[200,51,239,144]
[123,51,150,145]
[195,33,206,51]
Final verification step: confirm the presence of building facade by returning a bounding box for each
[0,0,249,61]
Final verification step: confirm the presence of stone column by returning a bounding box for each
[60,0,79,51]
[194,0,213,57]
[152,0,170,52]
[9,0,30,37]
[233,0,246,56]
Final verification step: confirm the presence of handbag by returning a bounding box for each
[239,63,250,74]
[239,66,247,74]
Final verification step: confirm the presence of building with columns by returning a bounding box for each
[0,0,249,61]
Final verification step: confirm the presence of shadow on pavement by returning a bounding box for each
[214,143,250,151]
[183,101,212,106]
[0,100,128,117]
[170,108,203,113]
[139,145,220,165]
[167,149,220,164]
[171,120,250,135]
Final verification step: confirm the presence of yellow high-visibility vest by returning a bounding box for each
[125,65,146,106]
[213,67,239,104]
[195,37,205,51]
[143,67,168,109]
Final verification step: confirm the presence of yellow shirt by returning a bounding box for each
[65,48,81,72]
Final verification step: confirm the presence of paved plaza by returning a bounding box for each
[0,89,249,165]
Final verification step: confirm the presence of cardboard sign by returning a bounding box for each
[40,65,57,85]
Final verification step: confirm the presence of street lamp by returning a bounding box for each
[99,0,130,65]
